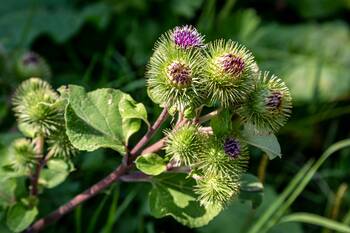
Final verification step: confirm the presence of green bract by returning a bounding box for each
[165,124,204,166]
[12,78,60,135]
[238,72,292,132]
[8,138,36,173]
[14,51,51,81]
[194,135,248,207]
[146,35,206,110]
[203,39,256,107]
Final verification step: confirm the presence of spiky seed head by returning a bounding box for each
[47,126,77,159]
[8,138,37,173]
[15,51,51,80]
[197,135,248,177]
[238,72,292,132]
[146,42,205,110]
[195,173,240,207]
[203,39,256,107]
[12,78,61,135]
[171,25,204,49]
[167,61,192,88]
[223,137,241,159]
[165,124,204,166]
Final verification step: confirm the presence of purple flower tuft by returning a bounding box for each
[22,52,39,65]
[218,53,245,76]
[172,25,203,49]
[167,61,192,87]
[223,138,241,159]
[266,91,283,109]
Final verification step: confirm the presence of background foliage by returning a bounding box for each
[0,0,350,232]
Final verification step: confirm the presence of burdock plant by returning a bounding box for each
[1,25,292,233]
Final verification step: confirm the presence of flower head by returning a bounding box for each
[172,25,204,49]
[165,124,204,166]
[12,78,61,135]
[15,51,51,80]
[146,43,205,110]
[197,135,248,177]
[218,53,245,76]
[203,39,257,107]
[8,138,37,173]
[238,72,292,132]
[167,61,192,88]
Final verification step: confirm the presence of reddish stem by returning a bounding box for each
[26,108,168,233]
[130,108,169,158]
[30,136,44,197]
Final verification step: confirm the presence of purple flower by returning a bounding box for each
[167,61,192,87]
[218,53,245,76]
[172,25,203,49]
[266,91,283,109]
[223,138,241,159]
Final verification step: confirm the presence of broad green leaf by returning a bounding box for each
[65,85,147,153]
[6,203,38,232]
[239,174,264,209]
[0,178,16,207]
[149,173,222,228]
[135,153,166,175]
[119,93,149,142]
[39,159,74,188]
[241,124,281,159]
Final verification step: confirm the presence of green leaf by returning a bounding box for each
[149,173,222,228]
[239,174,264,209]
[0,178,17,207]
[241,124,281,159]
[6,203,38,232]
[210,109,234,137]
[280,213,350,233]
[135,153,166,176]
[119,93,149,143]
[39,159,74,188]
[65,85,147,153]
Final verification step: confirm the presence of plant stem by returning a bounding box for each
[141,137,167,155]
[27,108,169,233]
[27,164,129,233]
[119,172,151,182]
[130,108,169,159]
[198,109,221,123]
[30,135,45,197]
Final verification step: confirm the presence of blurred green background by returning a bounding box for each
[0,0,350,232]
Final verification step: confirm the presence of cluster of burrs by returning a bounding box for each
[146,25,292,207]
[10,78,76,174]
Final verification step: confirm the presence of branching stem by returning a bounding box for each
[198,108,222,123]
[26,108,169,233]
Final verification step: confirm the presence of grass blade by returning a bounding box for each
[280,213,350,233]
